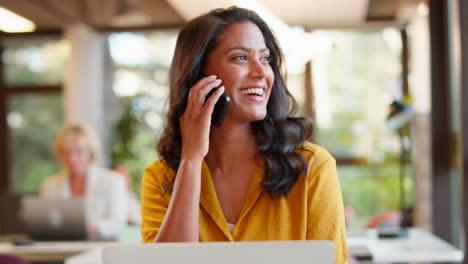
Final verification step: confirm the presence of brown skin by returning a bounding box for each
[155,21,273,242]
[204,21,274,223]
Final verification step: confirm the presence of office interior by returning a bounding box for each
[0,0,467,263]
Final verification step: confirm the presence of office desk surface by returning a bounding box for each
[68,228,463,264]
[1,228,463,264]
[66,248,102,264]
[0,241,111,262]
[347,228,464,263]
[0,225,140,262]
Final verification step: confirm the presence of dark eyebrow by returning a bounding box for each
[224,46,270,54]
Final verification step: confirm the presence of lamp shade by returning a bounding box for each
[387,101,415,130]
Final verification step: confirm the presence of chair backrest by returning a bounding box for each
[0,192,27,235]
[0,255,31,264]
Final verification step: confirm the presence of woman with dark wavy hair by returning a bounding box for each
[141,6,347,263]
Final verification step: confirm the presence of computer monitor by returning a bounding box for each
[21,197,87,241]
[102,240,335,264]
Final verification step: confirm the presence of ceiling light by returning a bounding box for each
[0,7,36,33]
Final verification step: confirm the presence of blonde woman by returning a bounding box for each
[41,124,128,239]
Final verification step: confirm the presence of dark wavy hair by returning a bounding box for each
[157,6,313,198]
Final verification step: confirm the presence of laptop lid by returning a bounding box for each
[102,240,335,264]
[21,197,87,241]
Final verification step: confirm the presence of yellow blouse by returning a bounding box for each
[141,142,348,264]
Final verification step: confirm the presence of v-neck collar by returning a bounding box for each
[63,166,94,198]
[199,158,264,240]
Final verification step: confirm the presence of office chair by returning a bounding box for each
[0,255,31,264]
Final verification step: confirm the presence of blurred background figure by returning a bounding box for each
[344,205,356,227]
[113,164,142,225]
[40,124,128,239]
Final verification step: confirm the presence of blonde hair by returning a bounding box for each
[53,123,101,163]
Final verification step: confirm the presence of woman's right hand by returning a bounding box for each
[179,75,225,161]
[156,77,222,243]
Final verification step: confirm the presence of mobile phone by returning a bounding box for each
[205,88,230,127]
[200,73,230,127]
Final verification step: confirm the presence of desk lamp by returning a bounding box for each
[381,100,415,238]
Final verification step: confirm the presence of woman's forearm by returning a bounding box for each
[154,158,202,242]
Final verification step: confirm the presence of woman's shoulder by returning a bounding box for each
[40,172,67,196]
[93,167,121,179]
[143,159,175,185]
[42,172,67,186]
[91,167,126,187]
[297,141,334,164]
[298,142,337,188]
[145,159,172,174]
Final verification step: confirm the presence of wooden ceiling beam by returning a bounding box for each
[45,0,86,24]
[0,0,65,29]
[138,0,185,25]
[85,0,123,26]
[366,0,401,21]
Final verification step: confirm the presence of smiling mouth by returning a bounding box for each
[240,88,264,96]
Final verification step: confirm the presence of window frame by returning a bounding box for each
[0,44,62,194]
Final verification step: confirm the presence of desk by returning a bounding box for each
[0,241,111,263]
[347,228,464,263]
[0,225,140,263]
[68,228,463,264]
[65,248,102,264]
[1,228,463,264]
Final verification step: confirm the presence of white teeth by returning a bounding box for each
[241,88,264,96]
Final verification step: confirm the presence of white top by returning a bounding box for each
[227,223,235,233]
[40,166,128,239]
[127,191,142,225]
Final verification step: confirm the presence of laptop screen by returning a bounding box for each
[21,197,87,241]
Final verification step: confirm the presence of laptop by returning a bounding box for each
[21,196,88,241]
[102,240,335,264]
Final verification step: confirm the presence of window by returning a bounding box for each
[108,31,178,196]
[1,39,67,193]
[9,94,63,193]
[312,29,413,228]
[3,40,68,86]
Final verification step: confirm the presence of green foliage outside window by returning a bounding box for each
[314,30,413,228]
[3,40,69,86]
[111,95,164,197]
[3,40,68,194]
[9,94,63,193]
[109,32,176,197]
